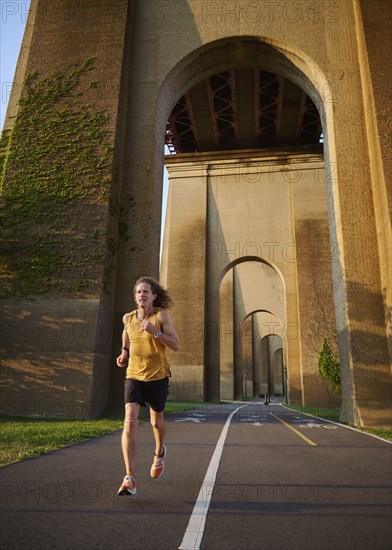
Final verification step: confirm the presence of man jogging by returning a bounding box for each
[116,276,179,496]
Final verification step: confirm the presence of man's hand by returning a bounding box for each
[140,319,156,334]
[117,351,128,368]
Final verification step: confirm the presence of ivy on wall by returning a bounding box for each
[0,59,118,298]
[0,131,11,179]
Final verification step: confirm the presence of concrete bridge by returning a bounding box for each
[1,0,391,427]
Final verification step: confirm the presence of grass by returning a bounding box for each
[165,401,206,415]
[0,401,205,467]
[284,404,341,422]
[284,403,392,441]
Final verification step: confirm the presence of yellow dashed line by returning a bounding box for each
[269,412,318,446]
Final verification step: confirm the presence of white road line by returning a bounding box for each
[178,404,246,550]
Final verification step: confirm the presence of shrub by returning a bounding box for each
[318,334,342,396]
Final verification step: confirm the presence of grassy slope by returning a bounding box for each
[0,401,204,467]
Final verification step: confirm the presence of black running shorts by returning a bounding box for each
[124,377,169,412]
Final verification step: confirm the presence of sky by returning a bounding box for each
[1,0,31,129]
[0,0,168,255]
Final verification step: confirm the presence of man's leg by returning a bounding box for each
[121,402,140,475]
[150,409,166,456]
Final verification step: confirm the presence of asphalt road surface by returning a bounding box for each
[1,400,391,550]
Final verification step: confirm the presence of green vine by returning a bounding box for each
[0,59,117,298]
[0,130,11,182]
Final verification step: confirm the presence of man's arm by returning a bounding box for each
[157,309,179,351]
[117,313,131,367]
[141,309,179,352]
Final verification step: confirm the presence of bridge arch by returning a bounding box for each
[159,34,337,405]
[157,34,331,131]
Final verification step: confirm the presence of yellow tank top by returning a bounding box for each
[125,308,170,381]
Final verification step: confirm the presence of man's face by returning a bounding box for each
[135,282,156,309]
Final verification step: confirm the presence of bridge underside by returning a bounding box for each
[166,68,322,154]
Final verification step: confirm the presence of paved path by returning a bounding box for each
[1,400,391,550]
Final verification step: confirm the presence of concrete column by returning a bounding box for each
[204,169,222,402]
[259,336,270,397]
[322,1,392,426]
[252,316,261,397]
[160,162,207,401]
[220,270,234,400]
[291,162,339,408]
[270,339,283,396]
[359,0,392,363]
[233,267,244,400]
[267,336,274,395]
[1,0,131,418]
[242,315,253,399]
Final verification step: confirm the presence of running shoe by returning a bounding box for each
[118,475,137,496]
[150,445,166,478]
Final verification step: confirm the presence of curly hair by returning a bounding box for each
[133,276,173,309]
